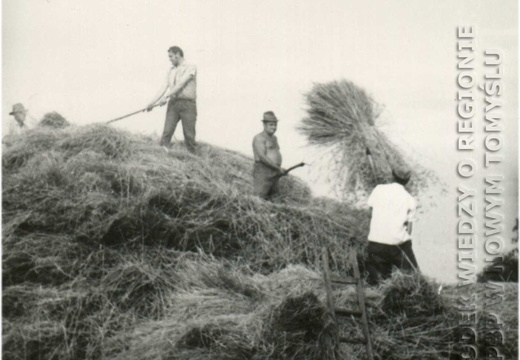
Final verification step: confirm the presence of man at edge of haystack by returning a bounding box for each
[365,168,419,285]
[5,103,35,136]
[3,103,36,150]
[146,46,198,154]
[252,111,287,200]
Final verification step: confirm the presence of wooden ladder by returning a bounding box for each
[322,247,375,360]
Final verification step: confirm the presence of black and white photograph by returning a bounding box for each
[2,1,518,359]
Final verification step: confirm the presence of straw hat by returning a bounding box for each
[9,103,28,115]
[262,111,279,122]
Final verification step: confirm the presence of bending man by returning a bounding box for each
[365,168,419,285]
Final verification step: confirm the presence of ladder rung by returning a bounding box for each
[330,276,358,285]
[335,307,362,317]
[339,336,367,344]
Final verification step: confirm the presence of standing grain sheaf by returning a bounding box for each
[299,79,440,198]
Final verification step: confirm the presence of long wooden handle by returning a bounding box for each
[106,103,162,124]
[271,162,305,180]
[285,162,305,173]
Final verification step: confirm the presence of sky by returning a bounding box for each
[2,0,518,283]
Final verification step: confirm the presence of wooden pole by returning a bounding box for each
[322,247,337,322]
[106,103,162,124]
[352,253,375,360]
[322,247,340,360]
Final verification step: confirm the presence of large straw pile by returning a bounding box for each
[299,80,440,197]
[104,261,343,360]
[68,258,520,360]
[2,124,369,359]
[3,124,366,273]
[2,124,517,359]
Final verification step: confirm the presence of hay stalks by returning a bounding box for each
[299,79,441,198]
[2,124,366,359]
[2,124,515,360]
[39,111,71,129]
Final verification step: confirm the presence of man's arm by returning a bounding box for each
[405,220,413,235]
[253,136,285,173]
[2,135,12,146]
[146,70,170,111]
[2,122,15,145]
[406,197,417,235]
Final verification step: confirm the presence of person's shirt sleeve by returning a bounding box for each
[407,196,417,221]
[187,64,197,77]
[165,68,173,90]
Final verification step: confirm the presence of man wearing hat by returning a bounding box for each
[365,168,419,285]
[252,111,287,199]
[5,103,35,139]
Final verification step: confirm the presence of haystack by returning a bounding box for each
[3,123,516,360]
[2,124,368,359]
[299,79,439,197]
[39,111,70,128]
[104,260,518,360]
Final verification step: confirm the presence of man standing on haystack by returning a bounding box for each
[146,46,198,154]
[365,168,419,285]
[3,103,36,149]
[252,111,287,200]
[5,103,35,136]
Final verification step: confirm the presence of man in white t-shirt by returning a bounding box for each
[365,168,419,285]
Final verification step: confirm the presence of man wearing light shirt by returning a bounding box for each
[3,103,36,149]
[147,46,197,153]
[365,168,419,285]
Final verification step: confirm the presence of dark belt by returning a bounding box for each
[171,98,196,102]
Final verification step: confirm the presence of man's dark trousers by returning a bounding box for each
[253,162,280,200]
[365,240,419,285]
[160,98,197,153]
